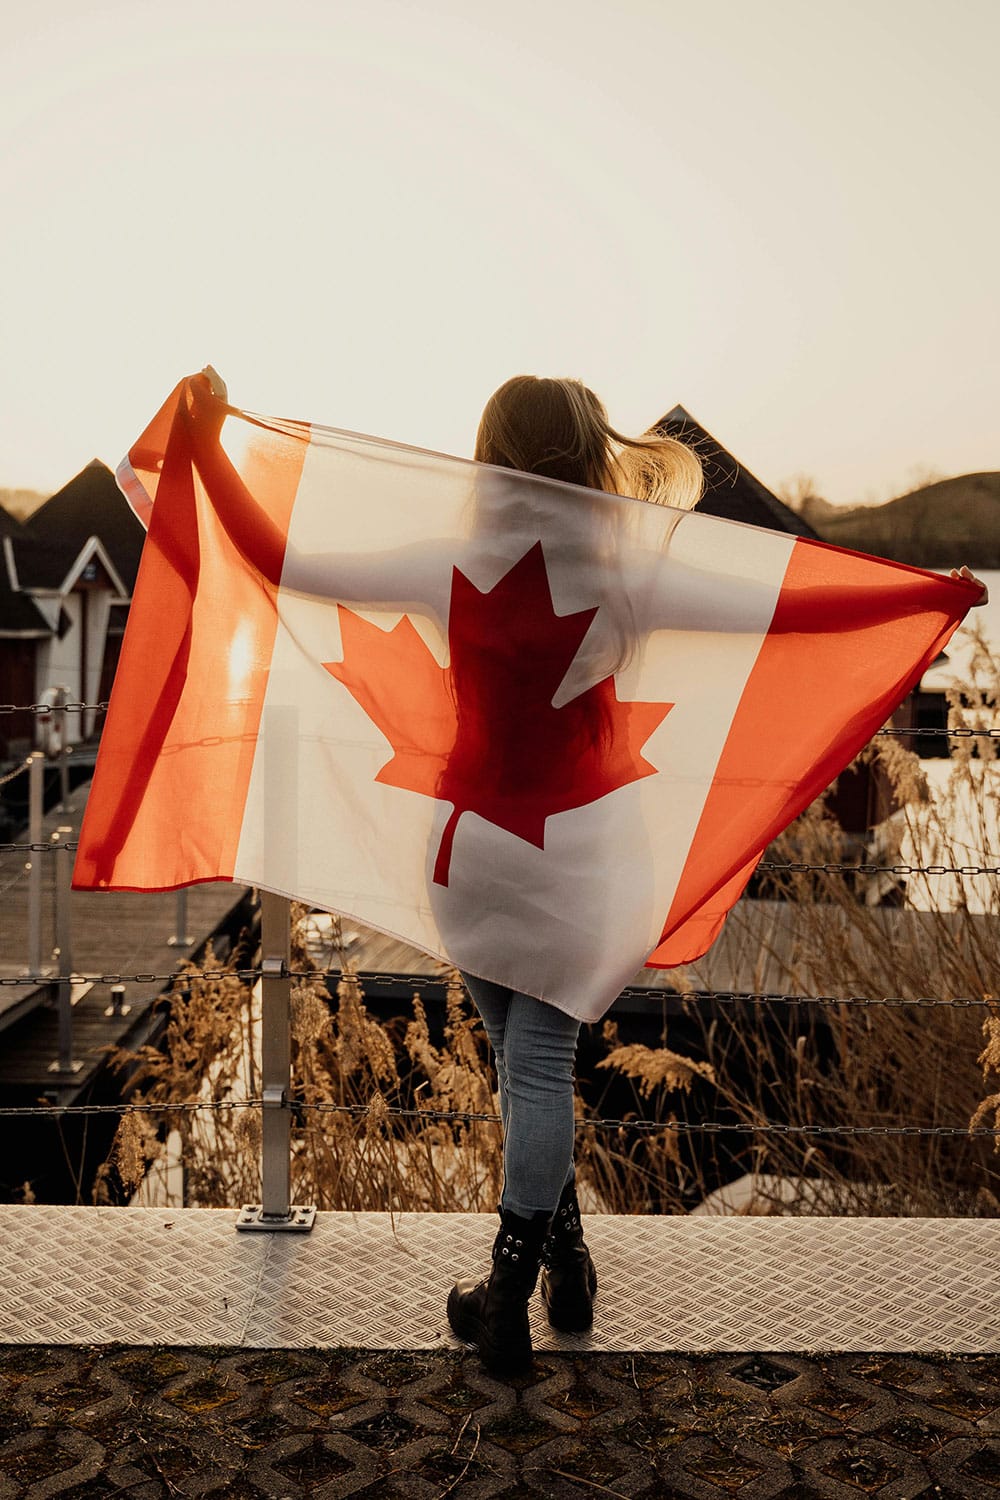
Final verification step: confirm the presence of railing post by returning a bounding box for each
[166,889,194,948]
[51,686,69,811]
[26,753,43,977]
[236,695,315,1232]
[48,825,81,1075]
[236,891,315,1232]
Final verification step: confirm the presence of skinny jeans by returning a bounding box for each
[462,972,581,1219]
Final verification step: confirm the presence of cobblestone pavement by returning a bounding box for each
[2,1345,1000,1498]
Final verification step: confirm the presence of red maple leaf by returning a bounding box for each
[323,542,672,886]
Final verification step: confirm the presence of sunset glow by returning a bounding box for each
[1,0,996,505]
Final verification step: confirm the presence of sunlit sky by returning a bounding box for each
[2,0,996,504]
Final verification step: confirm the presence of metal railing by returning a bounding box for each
[1,702,997,1230]
[1,894,998,1228]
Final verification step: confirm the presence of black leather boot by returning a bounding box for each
[540,1180,597,1332]
[447,1207,551,1375]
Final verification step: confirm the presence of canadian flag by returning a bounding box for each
[75,376,976,1020]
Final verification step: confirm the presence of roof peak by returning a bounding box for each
[654,404,820,540]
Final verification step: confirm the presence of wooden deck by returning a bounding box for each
[0,777,250,1100]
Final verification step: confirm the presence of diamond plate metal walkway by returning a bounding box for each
[3,1206,1000,1354]
[5,1208,1000,1498]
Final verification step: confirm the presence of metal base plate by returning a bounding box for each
[236,1203,317,1232]
[3,1206,1000,1352]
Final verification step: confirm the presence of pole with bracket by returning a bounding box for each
[25,753,43,977]
[48,826,82,1076]
[236,890,315,1231]
[53,687,69,811]
[166,888,194,948]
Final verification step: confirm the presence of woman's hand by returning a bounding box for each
[186,367,229,441]
[949,566,989,605]
[200,365,228,402]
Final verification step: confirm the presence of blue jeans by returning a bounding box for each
[462,972,582,1218]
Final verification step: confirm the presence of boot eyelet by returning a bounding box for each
[511,1253,519,1261]
[501,1246,509,1255]
[515,1239,522,1247]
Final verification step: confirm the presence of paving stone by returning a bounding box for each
[0,1346,999,1497]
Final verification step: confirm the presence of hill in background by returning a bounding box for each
[792,473,1000,568]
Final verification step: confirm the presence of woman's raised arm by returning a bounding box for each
[182,371,453,616]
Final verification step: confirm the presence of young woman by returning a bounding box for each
[444,376,988,1376]
[446,376,704,1375]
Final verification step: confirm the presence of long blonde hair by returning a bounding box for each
[474,375,702,510]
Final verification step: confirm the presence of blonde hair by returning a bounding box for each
[474,375,702,511]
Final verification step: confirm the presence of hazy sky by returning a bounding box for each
[1,0,996,504]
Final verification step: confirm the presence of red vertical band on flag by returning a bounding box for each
[73,383,306,891]
[647,540,971,967]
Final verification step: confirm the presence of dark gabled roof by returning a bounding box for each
[0,587,50,635]
[6,533,80,590]
[655,406,821,539]
[0,504,25,540]
[25,460,144,591]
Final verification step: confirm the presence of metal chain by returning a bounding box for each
[0,862,30,899]
[3,966,998,1009]
[877,726,999,739]
[0,842,80,854]
[0,701,996,737]
[0,967,263,988]
[0,965,995,1009]
[757,860,1000,876]
[0,1099,262,1118]
[0,1093,996,1136]
[4,837,997,875]
[0,701,109,715]
[0,755,34,789]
